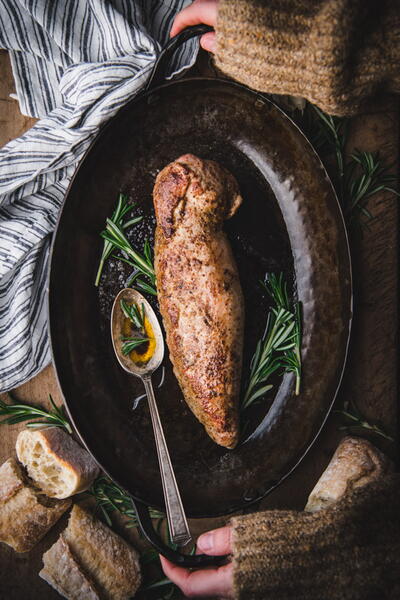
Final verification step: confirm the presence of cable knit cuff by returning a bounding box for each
[230,475,400,600]
[231,509,331,600]
[215,0,400,116]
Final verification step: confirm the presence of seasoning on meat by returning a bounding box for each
[153,154,244,449]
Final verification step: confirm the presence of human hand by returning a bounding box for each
[170,0,219,53]
[160,525,234,598]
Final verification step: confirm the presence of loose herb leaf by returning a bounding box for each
[0,394,72,433]
[132,278,158,297]
[124,268,157,297]
[121,336,149,355]
[335,399,394,442]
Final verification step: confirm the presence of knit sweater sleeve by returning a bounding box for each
[215,0,400,116]
[230,475,400,600]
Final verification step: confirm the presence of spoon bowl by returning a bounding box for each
[111,288,164,377]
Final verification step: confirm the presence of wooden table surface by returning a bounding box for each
[0,47,398,599]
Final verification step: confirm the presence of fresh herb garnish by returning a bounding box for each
[89,476,164,527]
[121,299,145,331]
[264,274,302,395]
[121,336,149,355]
[0,394,72,433]
[298,105,398,227]
[95,194,143,286]
[335,399,394,442]
[120,299,149,355]
[344,150,399,225]
[242,273,302,411]
[242,308,294,410]
[101,217,157,295]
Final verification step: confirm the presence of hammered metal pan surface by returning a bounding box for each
[49,78,352,517]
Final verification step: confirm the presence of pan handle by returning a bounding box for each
[131,496,228,568]
[145,24,214,91]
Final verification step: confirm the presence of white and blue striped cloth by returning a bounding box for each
[0,0,198,392]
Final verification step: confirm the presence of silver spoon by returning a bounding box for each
[111,288,191,546]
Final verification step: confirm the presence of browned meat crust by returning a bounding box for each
[153,154,244,449]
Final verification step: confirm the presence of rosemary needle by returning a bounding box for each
[335,400,394,442]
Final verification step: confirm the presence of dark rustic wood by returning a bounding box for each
[0,47,398,598]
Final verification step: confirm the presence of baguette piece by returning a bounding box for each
[40,504,141,600]
[0,457,71,552]
[305,436,392,513]
[16,428,100,499]
[40,536,101,600]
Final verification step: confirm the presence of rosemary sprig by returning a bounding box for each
[95,194,142,286]
[88,476,164,527]
[242,273,302,411]
[335,399,394,442]
[120,299,148,354]
[101,218,157,296]
[242,308,295,410]
[88,476,171,597]
[263,274,302,393]
[0,394,72,434]
[121,299,145,331]
[344,150,399,225]
[121,336,149,355]
[298,104,398,227]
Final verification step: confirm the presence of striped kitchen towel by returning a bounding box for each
[0,0,198,392]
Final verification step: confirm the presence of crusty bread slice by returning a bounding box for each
[40,535,101,600]
[305,436,392,512]
[40,504,141,600]
[16,428,99,499]
[0,457,71,552]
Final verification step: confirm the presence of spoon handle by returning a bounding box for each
[142,375,192,546]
